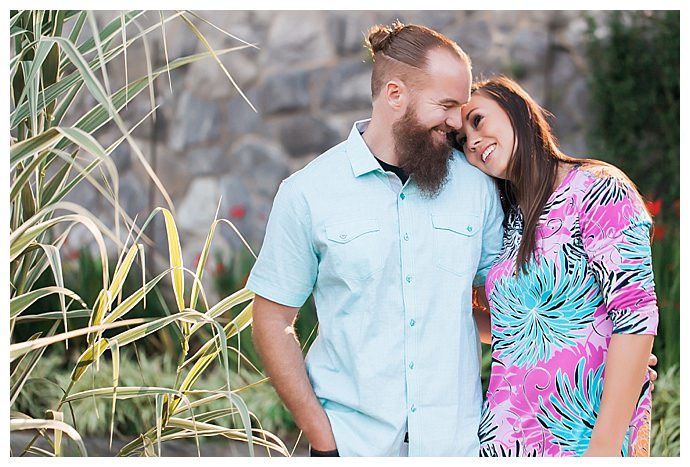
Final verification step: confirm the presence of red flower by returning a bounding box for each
[646,199,662,217]
[215,261,225,275]
[653,223,667,242]
[229,204,247,219]
[65,248,80,261]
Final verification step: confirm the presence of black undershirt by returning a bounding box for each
[375,156,409,185]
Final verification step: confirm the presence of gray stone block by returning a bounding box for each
[229,136,290,198]
[169,93,222,150]
[176,177,222,232]
[328,12,377,56]
[448,19,493,59]
[185,146,234,176]
[277,114,339,158]
[118,171,148,218]
[319,60,372,113]
[110,142,131,172]
[509,29,551,72]
[226,91,264,140]
[263,11,335,68]
[256,70,311,115]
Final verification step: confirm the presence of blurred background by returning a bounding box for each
[10,10,679,457]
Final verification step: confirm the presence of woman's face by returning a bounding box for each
[458,93,516,180]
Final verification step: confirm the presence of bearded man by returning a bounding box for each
[247,21,504,456]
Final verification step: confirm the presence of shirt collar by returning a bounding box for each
[346,119,384,178]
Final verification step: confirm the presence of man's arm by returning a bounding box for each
[251,294,337,452]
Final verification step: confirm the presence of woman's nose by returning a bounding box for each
[468,135,481,151]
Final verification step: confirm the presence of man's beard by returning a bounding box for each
[392,107,453,198]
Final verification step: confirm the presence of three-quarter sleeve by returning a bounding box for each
[246,177,318,308]
[578,174,658,335]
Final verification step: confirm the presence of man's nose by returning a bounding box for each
[446,110,463,130]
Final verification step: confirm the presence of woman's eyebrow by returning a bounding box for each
[465,107,477,122]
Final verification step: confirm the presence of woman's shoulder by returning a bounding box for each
[569,160,640,195]
[573,160,629,183]
[570,159,648,215]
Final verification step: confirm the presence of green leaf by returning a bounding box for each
[10,286,85,319]
[10,318,145,363]
[161,209,185,312]
[10,322,60,406]
[10,418,87,456]
[10,127,61,166]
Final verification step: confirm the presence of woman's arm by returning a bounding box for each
[584,334,654,456]
[472,287,492,345]
[576,171,659,456]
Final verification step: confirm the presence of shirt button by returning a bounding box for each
[403,233,409,241]
[405,275,412,283]
[409,319,416,327]
[400,193,406,200]
[411,405,417,413]
[409,361,415,369]
[467,226,473,232]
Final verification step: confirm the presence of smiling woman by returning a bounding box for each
[456,76,658,457]
[458,93,516,180]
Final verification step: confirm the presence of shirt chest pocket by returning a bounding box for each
[324,218,384,280]
[432,213,481,277]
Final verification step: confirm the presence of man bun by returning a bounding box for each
[366,20,405,56]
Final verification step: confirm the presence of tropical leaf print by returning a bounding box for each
[608,308,652,334]
[618,218,655,288]
[490,249,598,367]
[483,167,656,457]
[480,439,540,457]
[499,205,522,261]
[537,357,630,456]
[478,403,498,446]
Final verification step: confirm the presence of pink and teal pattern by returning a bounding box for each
[479,164,658,457]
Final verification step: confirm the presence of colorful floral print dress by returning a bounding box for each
[479,164,658,457]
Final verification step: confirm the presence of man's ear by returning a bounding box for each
[384,79,407,111]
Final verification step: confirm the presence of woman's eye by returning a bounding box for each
[473,114,483,128]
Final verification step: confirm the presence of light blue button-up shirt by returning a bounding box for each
[247,120,504,456]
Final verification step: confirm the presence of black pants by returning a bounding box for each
[310,447,339,457]
[309,433,409,457]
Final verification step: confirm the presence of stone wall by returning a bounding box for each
[67,10,603,284]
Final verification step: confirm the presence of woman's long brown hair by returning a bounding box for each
[470,76,586,275]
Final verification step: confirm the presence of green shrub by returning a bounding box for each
[585,11,679,457]
[651,364,680,456]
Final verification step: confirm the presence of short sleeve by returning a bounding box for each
[246,178,318,308]
[579,174,658,335]
[474,180,504,287]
